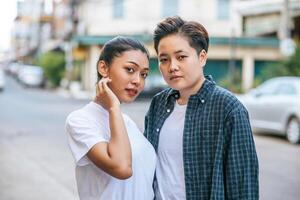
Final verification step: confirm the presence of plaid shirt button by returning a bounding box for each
[166,109,170,113]
[201,99,205,103]
[156,128,160,132]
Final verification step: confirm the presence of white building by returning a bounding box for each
[71,0,300,92]
[11,0,54,62]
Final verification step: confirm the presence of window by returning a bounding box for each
[217,0,230,20]
[113,0,124,19]
[162,0,178,17]
[255,80,279,96]
[275,83,297,95]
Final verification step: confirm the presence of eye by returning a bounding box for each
[159,58,168,63]
[125,67,135,73]
[178,55,186,61]
[140,72,148,79]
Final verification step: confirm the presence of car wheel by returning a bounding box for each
[286,117,300,144]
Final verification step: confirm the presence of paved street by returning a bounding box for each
[0,75,300,200]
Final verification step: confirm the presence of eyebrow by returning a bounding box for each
[174,50,187,54]
[126,61,149,70]
[158,50,187,57]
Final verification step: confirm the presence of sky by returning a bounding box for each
[0,1,17,51]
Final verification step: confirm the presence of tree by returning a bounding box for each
[282,44,300,76]
[257,43,300,84]
[34,51,66,87]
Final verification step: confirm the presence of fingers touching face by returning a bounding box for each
[97,50,149,103]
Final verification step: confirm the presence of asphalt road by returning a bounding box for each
[0,75,299,200]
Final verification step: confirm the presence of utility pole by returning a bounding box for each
[65,0,79,83]
[280,0,296,56]
[228,27,236,86]
[281,0,290,39]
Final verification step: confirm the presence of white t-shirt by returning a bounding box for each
[65,101,156,200]
[156,101,187,200]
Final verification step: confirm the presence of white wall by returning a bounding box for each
[79,0,243,37]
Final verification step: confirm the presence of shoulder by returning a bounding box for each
[211,86,237,102]
[66,106,90,124]
[152,87,173,102]
[146,88,172,115]
[211,85,247,115]
[65,103,101,131]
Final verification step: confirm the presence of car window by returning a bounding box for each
[275,83,297,95]
[255,80,279,96]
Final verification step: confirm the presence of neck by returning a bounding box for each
[93,97,101,105]
[177,77,205,105]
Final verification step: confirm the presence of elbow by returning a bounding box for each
[114,165,133,180]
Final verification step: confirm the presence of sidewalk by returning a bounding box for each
[56,87,93,100]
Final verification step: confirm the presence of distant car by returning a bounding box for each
[237,76,300,144]
[0,69,5,91]
[8,62,23,77]
[141,74,167,97]
[17,65,45,88]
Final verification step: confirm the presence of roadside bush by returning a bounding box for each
[34,51,66,87]
[282,44,300,75]
[219,69,242,93]
[253,43,300,86]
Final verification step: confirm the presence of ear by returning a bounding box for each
[198,49,207,67]
[97,60,109,78]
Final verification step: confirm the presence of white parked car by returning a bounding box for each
[18,65,45,88]
[8,62,23,77]
[237,76,300,144]
[0,69,5,91]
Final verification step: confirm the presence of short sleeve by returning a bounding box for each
[65,111,109,166]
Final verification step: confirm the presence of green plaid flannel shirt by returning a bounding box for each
[144,76,259,200]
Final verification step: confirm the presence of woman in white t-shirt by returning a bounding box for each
[65,36,156,200]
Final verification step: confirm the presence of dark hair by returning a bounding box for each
[153,16,209,54]
[96,36,150,82]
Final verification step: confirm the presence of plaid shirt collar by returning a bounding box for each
[165,75,216,102]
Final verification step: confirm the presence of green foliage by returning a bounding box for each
[219,68,242,93]
[282,44,300,75]
[255,63,289,84]
[70,60,83,81]
[34,51,66,87]
[255,44,300,85]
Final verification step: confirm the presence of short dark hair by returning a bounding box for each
[153,16,209,54]
[96,36,150,81]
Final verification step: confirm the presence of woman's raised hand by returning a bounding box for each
[96,78,120,110]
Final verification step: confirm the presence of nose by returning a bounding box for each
[131,73,141,85]
[169,59,179,73]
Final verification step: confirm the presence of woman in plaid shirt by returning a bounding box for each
[144,16,259,200]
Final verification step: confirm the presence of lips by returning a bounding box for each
[125,88,138,97]
[170,75,182,80]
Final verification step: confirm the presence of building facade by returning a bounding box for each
[72,0,300,93]
[11,0,54,63]
[11,0,300,93]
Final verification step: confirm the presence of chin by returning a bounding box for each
[168,83,185,91]
[121,95,137,103]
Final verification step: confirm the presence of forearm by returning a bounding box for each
[107,107,132,169]
[88,79,132,179]
[87,106,132,179]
